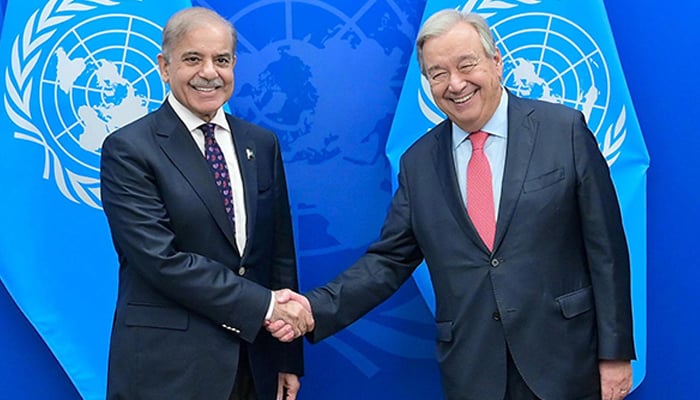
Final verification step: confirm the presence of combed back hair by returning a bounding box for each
[416,10,497,75]
[161,7,237,62]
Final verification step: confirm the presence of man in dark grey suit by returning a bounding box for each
[270,9,635,400]
[101,7,311,400]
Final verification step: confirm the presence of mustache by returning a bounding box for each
[189,78,224,88]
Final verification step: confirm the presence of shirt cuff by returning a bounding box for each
[265,290,275,320]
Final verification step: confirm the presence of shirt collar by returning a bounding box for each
[452,87,509,149]
[167,94,229,133]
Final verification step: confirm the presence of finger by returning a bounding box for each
[266,319,287,333]
[276,375,284,400]
[271,324,293,339]
[281,330,296,343]
[618,387,629,399]
[283,374,300,400]
[303,311,315,331]
[295,318,307,335]
[292,293,311,312]
[274,289,292,303]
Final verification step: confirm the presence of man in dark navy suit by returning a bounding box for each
[270,9,635,400]
[101,7,311,400]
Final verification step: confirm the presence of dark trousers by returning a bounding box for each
[504,349,539,400]
[230,345,257,400]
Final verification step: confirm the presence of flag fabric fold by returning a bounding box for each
[0,1,191,398]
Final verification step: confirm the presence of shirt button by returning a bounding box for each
[492,312,501,321]
[490,259,500,267]
[238,266,246,276]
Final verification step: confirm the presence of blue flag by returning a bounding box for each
[0,1,191,398]
[0,0,6,38]
[386,0,649,390]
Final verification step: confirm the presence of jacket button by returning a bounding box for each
[492,312,501,321]
[490,259,500,267]
[238,266,246,276]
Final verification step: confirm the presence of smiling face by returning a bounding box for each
[157,22,235,122]
[422,21,503,133]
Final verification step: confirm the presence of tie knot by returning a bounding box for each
[468,130,488,150]
[201,123,216,139]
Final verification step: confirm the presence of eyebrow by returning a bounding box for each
[456,54,480,63]
[426,54,481,73]
[426,65,445,74]
[180,51,202,58]
[179,51,233,59]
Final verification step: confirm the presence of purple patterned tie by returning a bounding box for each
[201,123,235,232]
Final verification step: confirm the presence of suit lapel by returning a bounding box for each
[432,121,485,250]
[493,93,538,250]
[154,103,238,250]
[228,115,258,258]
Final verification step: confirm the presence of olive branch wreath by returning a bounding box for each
[3,0,119,210]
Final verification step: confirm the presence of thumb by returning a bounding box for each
[274,289,292,304]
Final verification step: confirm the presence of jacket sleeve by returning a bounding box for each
[572,111,636,360]
[306,155,424,342]
[100,128,270,343]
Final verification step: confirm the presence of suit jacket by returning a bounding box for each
[101,102,302,400]
[306,93,635,400]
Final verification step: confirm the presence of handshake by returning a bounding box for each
[265,289,314,342]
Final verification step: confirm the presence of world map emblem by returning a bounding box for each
[4,0,167,209]
[227,0,416,252]
[207,0,437,389]
[419,0,626,165]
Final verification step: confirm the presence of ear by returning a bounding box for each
[157,54,170,83]
[493,48,504,74]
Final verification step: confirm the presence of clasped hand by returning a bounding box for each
[266,289,314,342]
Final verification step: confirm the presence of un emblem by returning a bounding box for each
[420,0,626,165]
[4,0,166,209]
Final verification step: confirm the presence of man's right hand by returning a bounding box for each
[266,289,314,342]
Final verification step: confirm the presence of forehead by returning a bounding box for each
[173,24,233,55]
[422,22,485,65]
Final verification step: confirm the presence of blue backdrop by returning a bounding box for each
[0,0,697,399]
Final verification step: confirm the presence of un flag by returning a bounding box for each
[0,1,190,398]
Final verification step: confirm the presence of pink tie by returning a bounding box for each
[467,131,495,250]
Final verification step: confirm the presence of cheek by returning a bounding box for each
[430,87,444,103]
[223,71,234,85]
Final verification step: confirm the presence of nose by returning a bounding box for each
[447,70,467,92]
[199,59,218,78]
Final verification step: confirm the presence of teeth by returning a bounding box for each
[454,91,476,103]
[194,86,216,92]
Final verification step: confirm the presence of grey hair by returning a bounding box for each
[161,7,237,62]
[416,10,497,75]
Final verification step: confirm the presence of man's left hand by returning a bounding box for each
[277,373,300,400]
[599,360,632,400]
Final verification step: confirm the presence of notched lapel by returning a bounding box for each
[432,121,485,250]
[228,116,258,257]
[154,104,237,249]
[494,95,538,250]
